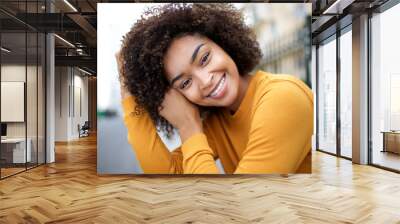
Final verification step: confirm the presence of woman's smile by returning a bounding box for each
[206,72,227,99]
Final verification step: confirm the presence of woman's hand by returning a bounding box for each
[160,89,203,142]
[115,51,132,99]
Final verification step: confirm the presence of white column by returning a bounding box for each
[45,1,55,163]
[46,33,55,163]
[352,14,369,164]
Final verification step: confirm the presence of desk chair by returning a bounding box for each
[78,121,90,138]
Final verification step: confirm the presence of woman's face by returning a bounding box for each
[163,34,242,108]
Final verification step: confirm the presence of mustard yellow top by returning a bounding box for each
[122,71,313,174]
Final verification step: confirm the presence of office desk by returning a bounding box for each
[381,131,400,154]
[1,138,31,163]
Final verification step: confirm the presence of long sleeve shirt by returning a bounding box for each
[122,71,314,174]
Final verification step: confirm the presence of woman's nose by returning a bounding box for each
[196,72,214,90]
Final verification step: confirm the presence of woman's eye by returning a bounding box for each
[200,52,210,66]
[180,78,192,89]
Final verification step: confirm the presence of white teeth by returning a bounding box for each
[209,74,225,97]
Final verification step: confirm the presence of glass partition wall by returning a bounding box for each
[339,27,352,159]
[0,30,27,177]
[370,3,400,171]
[0,1,46,179]
[315,0,400,172]
[317,35,337,155]
[316,26,353,159]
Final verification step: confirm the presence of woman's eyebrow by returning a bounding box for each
[191,43,205,63]
[170,74,183,87]
[170,43,205,86]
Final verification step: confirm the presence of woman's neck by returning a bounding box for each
[228,74,252,114]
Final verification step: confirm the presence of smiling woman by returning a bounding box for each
[118,3,313,174]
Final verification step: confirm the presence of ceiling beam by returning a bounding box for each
[67,13,97,46]
[322,0,356,15]
[55,55,96,72]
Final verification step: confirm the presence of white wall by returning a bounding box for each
[311,45,316,151]
[55,66,68,141]
[55,67,89,141]
[1,65,39,138]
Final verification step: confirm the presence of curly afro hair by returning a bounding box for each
[120,3,262,137]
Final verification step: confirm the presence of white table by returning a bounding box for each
[1,138,31,163]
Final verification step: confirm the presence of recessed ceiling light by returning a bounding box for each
[78,67,92,76]
[54,34,75,48]
[63,0,78,12]
[1,47,11,53]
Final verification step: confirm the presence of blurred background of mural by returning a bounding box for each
[97,3,311,174]
[237,3,311,85]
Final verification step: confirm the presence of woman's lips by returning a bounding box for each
[207,73,227,99]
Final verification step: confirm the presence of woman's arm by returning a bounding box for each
[159,89,220,174]
[117,52,183,174]
[122,96,184,173]
[234,79,314,174]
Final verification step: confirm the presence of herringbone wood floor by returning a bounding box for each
[1,134,400,223]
